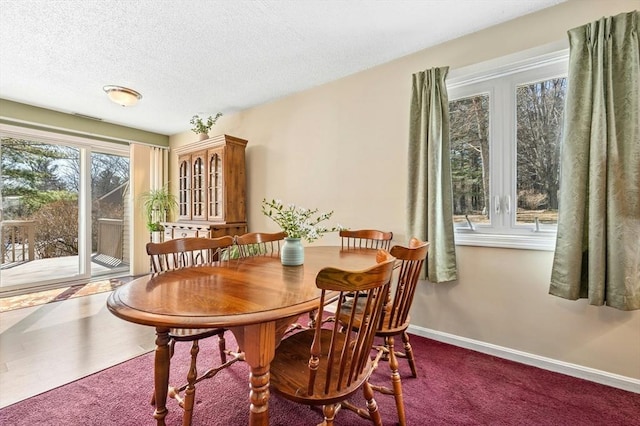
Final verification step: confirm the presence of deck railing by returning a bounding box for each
[1,220,36,265]
[1,218,125,266]
[97,218,124,260]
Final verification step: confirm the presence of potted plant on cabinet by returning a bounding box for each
[190,112,223,140]
[141,186,177,243]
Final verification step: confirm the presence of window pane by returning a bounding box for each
[516,78,566,225]
[91,151,130,277]
[449,93,490,224]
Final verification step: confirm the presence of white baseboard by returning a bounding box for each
[408,325,640,394]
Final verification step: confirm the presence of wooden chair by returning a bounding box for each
[234,231,286,257]
[237,231,313,333]
[340,229,393,251]
[335,229,394,321]
[270,250,396,426]
[146,236,242,425]
[339,238,429,426]
[147,237,232,271]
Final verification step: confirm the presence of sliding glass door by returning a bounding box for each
[0,126,130,294]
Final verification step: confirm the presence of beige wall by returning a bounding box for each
[169,0,640,381]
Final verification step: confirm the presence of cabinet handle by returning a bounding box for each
[181,232,187,237]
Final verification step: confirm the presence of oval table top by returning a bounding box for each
[107,246,380,330]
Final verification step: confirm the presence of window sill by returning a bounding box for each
[454,231,556,251]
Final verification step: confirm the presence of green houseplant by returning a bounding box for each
[141,186,177,233]
[262,198,342,266]
[261,198,341,243]
[190,112,223,137]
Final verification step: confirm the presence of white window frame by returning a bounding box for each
[447,42,569,251]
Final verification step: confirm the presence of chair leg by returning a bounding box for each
[322,404,338,426]
[307,309,317,328]
[387,336,406,426]
[182,340,199,426]
[163,340,200,426]
[151,339,176,406]
[363,381,382,426]
[152,335,241,425]
[401,331,417,378]
[284,309,319,336]
[218,332,227,363]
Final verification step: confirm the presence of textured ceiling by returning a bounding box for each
[0,0,565,136]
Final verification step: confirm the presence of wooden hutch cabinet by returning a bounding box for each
[161,134,248,240]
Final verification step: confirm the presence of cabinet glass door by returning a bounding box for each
[191,153,206,220]
[208,149,224,221]
[178,157,191,220]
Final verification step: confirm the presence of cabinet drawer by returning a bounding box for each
[161,222,247,241]
[176,229,210,239]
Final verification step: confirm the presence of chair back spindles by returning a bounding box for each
[340,229,393,251]
[235,231,287,258]
[146,236,234,273]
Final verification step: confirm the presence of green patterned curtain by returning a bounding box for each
[550,11,640,311]
[407,67,457,283]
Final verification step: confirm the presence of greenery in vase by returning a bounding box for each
[190,112,223,134]
[262,198,342,243]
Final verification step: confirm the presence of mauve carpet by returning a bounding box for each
[0,332,638,425]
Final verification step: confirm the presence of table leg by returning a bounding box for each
[153,327,171,426]
[230,322,276,426]
[249,363,270,424]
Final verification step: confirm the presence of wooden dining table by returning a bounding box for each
[106,246,380,426]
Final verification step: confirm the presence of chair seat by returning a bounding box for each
[339,297,409,335]
[271,329,373,406]
[169,327,226,342]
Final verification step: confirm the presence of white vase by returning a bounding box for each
[280,237,304,266]
[198,132,209,141]
[151,231,162,243]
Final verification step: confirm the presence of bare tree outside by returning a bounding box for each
[449,76,565,227]
[516,78,565,224]
[449,93,490,224]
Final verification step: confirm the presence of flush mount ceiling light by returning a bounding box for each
[103,85,142,107]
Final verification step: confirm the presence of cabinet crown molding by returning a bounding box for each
[174,133,248,156]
